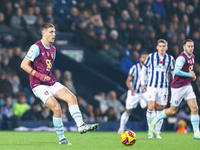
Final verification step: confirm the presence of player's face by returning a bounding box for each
[183,42,194,56]
[156,43,168,55]
[43,27,56,43]
[139,54,148,64]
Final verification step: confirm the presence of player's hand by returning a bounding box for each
[191,71,196,81]
[131,89,136,96]
[141,85,147,93]
[43,76,51,81]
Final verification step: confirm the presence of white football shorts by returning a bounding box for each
[32,82,65,104]
[125,90,147,109]
[171,85,196,107]
[146,86,168,106]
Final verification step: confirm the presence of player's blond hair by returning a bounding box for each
[40,22,54,32]
[157,39,168,46]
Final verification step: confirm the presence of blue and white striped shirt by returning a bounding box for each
[129,63,147,93]
[143,52,175,88]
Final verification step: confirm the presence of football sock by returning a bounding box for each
[53,116,65,140]
[146,109,155,130]
[155,109,168,122]
[155,110,164,134]
[119,112,130,131]
[69,105,84,127]
[191,114,199,136]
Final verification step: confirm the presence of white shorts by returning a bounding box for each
[146,87,168,105]
[125,90,147,109]
[32,82,65,104]
[171,85,196,107]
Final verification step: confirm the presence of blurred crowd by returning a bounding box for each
[1,0,200,128]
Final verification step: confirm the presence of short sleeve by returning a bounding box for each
[25,44,40,62]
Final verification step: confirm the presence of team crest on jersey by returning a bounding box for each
[42,53,44,55]
[51,53,54,59]
[46,52,50,57]
[192,58,194,63]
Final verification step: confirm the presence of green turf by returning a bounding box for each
[0,131,199,150]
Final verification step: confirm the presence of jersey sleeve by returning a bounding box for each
[143,54,151,68]
[175,56,185,69]
[128,65,136,77]
[25,44,40,62]
[174,56,192,77]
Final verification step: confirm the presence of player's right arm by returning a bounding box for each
[141,54,150,92]
[174,56,195,79]
[126,66,136,95]
[20,45,50,81]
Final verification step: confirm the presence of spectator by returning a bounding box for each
[98,42,120,65]
[180,14,191,38]
[27,95,36,106]
[105,107,117,121]
[130,10,143,29]
[127,2,135,17]
[119,10,130,23]
[77,96,95,122]
[0,94,13,130]
[37,107,51,121]
[0,71,12,98]
[10,7,28,47]
[34,6,41,17]
[175,1,186,20]
[99,0,112,21]
[0,95,13,121]
[145,29,157,53]
[152,0,167,22]
[93,92,109,115]
[155,22,168,40]
[53,69,62,82]
[118,21,129,47]
[9,47,22,74]
[62,70,77,95]
[3,0,14,26]
[23,7,37,26]
[8,73,22,96]
[120,51,140,73]
[5,48,13,60]
[21,100,41,121]
[106,90,124,120]
[65,7,80,32]
[109,30,123,52]
[81,28,99,53]
[97,30,108,50]
[1,56,12,73]
[12,92,29,117]
[105,16,118,36]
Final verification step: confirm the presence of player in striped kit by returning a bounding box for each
[118,52,148,134]
[141,39,175,139]
[20,23,98,145]
[149,39,200,140]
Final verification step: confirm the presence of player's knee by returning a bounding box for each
[53,105,61,114]
[69,94,77,103]
[191,105,198,113]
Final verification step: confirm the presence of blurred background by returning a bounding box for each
[0,0,200,132]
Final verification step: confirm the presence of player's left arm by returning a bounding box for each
[174,56,192,77]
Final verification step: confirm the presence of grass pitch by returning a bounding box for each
[0,131,199,150]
